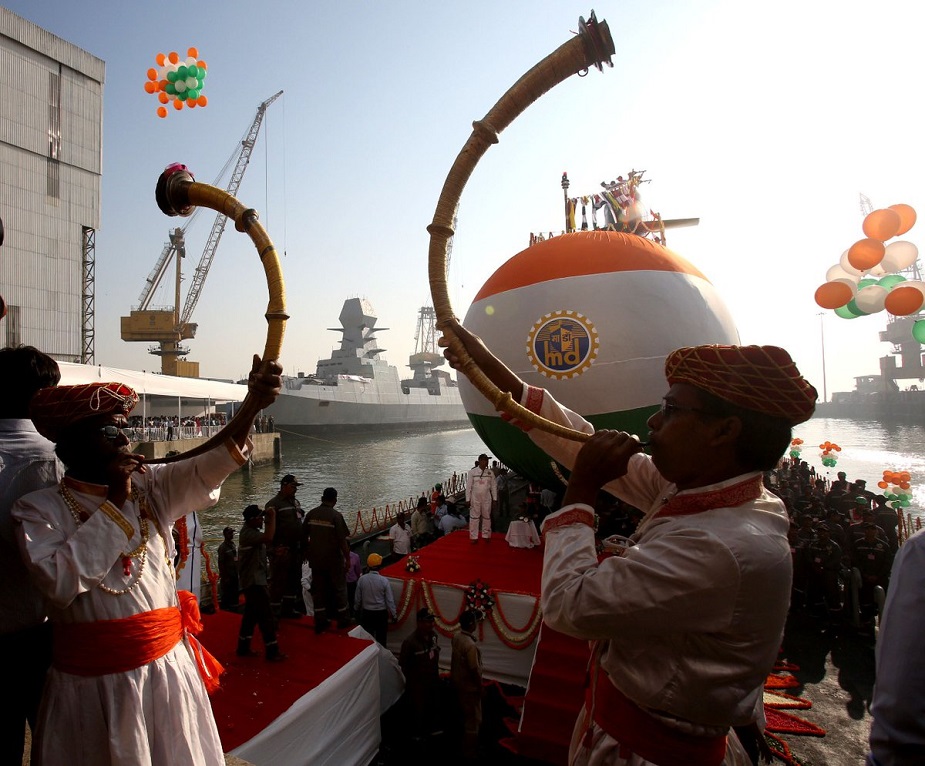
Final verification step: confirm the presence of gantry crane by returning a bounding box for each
[120,90,283,377]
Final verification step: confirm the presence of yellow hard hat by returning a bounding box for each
[367,553,383,568]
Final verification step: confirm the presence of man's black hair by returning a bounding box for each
[0,345,61,418]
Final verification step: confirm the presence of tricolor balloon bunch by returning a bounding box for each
[878,469,913,510]
[143,48,208,118]
[814,205,925,338]
[789,437,804,460]
[819,441,841,468]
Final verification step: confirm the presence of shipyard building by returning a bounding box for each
[0,7,103,361]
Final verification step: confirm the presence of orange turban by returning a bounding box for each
[665,345,817,425]
[30,382,139,442]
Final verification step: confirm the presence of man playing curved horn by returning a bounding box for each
[11,355,282,765]
[441,320,816,766]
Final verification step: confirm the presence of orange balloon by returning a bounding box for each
[888,204,917,236]
[878,481,888,489]
[156,53,166,66]
[187,47,199,58]
[157,106,167,118]
[847,238,886,270]
[146,68,158,81]
[814,281,853,309]
[901,471,911,481]
[863,208,902,241]
[172,98,183,110]
[197,60,207,70]
[197,95,208,107]
[187,99,197,108]
[884,285,925,316]
[144,81,157,94]
[168,51,179,64]
[900,482,911,490]
[158,91,169,104]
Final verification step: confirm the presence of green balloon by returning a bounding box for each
[913,320,925,343]
[878,275,907,288]
[834,305,859,319]
[188,65,199,78]
[166,70,177,82]
[187,89,199,101]
[165,82,176,95]
[846,299,869,316]
[858,278,879,289]
[177,65,188,79]
[200,68,207,79]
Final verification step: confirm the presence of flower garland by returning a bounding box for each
[394,578,419,624]
[464,579,496,621]
[405,555,421,573]
[414,580,543,651]
[174,517,190,579]
[200,542,219,608]
[488,596,543,649]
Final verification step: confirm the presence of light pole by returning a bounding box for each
[818,312,828,404]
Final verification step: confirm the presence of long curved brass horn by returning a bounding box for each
[428,12,614,442]
[146,163,288,464]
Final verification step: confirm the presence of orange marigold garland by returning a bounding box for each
[174,517,190,579]
[201,541,219,608]
[489,595,543,649]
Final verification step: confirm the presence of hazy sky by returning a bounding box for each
[5,0,925,398]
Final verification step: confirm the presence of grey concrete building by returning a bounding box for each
[0,7,104,361]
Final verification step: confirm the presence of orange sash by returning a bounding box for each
[52,591,224,692]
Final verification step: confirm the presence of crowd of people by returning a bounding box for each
[767,462,900,630]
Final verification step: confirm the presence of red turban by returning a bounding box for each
[30,382,138,442]
[665,345,817,425]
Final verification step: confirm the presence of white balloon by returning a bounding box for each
[186,56,196,67]
[186,76,198,89]
[855,285,888,313]
[881,240,919,272]
[175,80,187,93]
[826,264,860,283]
[839,249,865,277]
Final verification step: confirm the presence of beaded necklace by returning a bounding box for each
[58,481,166,596]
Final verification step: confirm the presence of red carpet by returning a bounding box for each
[382,530,543,595]
[201,609,371,751]
[508,623,590,764]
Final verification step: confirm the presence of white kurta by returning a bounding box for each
[12,440,249,766]
[523,387,790,766]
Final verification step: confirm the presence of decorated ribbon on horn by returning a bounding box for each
[146,163,288,464]
[427,12,614,443]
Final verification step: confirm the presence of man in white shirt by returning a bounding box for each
[465,453,497,543]
[389,511,412,558]
[441,319,817,766]
[0,345,61,765]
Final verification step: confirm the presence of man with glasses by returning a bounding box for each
[11,357,282,765]
[440,320,816,766]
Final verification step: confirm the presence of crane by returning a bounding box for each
[120,90,283,377]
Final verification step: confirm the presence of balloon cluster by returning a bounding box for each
[878,469,913,509]
[814,205,925,338]
[788,437,804,460]
[819,440,841,467]
[143,48,208,118]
